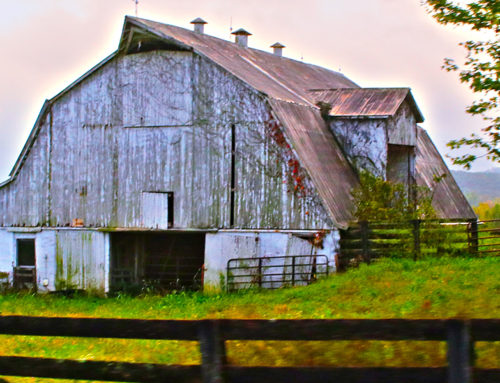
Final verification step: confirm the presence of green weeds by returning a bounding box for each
[0,257,498,382]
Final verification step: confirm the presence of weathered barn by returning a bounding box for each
[0,16,474,293]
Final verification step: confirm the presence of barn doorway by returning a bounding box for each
[387,144,415,194]
[14,238,37,290]
[110,232,205,292]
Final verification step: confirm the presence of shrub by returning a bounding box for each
[352,171,436,222]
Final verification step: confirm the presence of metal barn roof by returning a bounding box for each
[308,88,424,122]
[415,127,475,219]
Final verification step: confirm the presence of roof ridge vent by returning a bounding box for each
[271,42,285,57]
[232,28,252,48]
[191,17,207,34]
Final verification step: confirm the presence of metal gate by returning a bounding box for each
[226,255,329,292]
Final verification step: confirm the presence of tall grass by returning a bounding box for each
[0,257,498,382]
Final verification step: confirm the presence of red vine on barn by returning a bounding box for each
[264,112,310,197]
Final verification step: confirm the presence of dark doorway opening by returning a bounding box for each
[387,144,415,191]
[110,232,205,293]
[14,239,37,290]
[17,239,36,266]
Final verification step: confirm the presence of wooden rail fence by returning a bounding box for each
[0,316,498,382]
[339,219,500,270]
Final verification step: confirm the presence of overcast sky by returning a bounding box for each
[0,0,498,181]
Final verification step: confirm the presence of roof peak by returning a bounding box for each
[124,16,352,78]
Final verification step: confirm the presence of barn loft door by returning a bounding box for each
[141,192,174,229]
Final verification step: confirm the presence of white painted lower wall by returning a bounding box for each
[35,230,57,292]
[0,227,339,293]
[55,230,110,293]
[0,229,13,282]
[0,228,110,294]
[203,230,339,290]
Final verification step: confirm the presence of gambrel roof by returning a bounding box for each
[120,17,359,106]
[1,16,475,226]
[118,17,365,228]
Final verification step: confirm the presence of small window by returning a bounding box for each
[17,239,36,267]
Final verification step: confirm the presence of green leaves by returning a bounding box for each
[352,172,436,222]
[423,0,500,167]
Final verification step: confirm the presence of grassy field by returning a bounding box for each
[0,256,498,382]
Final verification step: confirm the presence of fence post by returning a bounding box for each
[447,320,472,383]
[412,219,421,261]
[199,320,226,383]
[468,219,479,255]
[360,221,370,264]
[292,256,296,286]
[258,258,263,288]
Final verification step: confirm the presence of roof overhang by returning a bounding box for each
[119,16,193,54]
[309,88,424,123]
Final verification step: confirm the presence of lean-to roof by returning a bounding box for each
[270,100,358,228]
[415,127,476,219]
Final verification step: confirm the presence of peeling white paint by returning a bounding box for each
[35,230,56,292]
[0,229,13,278]
[329,118,388,177]
[204,230,338,290]
[55,230,109,292]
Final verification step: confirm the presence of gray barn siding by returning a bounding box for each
[0,50,330,230]
[0,115,50,227]
[193,56,330,229]
[329,118,387,177]
[387,102,417,146]
[328,100,418,181]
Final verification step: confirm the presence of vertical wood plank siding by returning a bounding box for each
[0,116,50,226]
[0,51,329,230]
[387,102,417,146]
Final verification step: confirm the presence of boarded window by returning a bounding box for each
[17,239,36,267]
[141,192,174,229]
